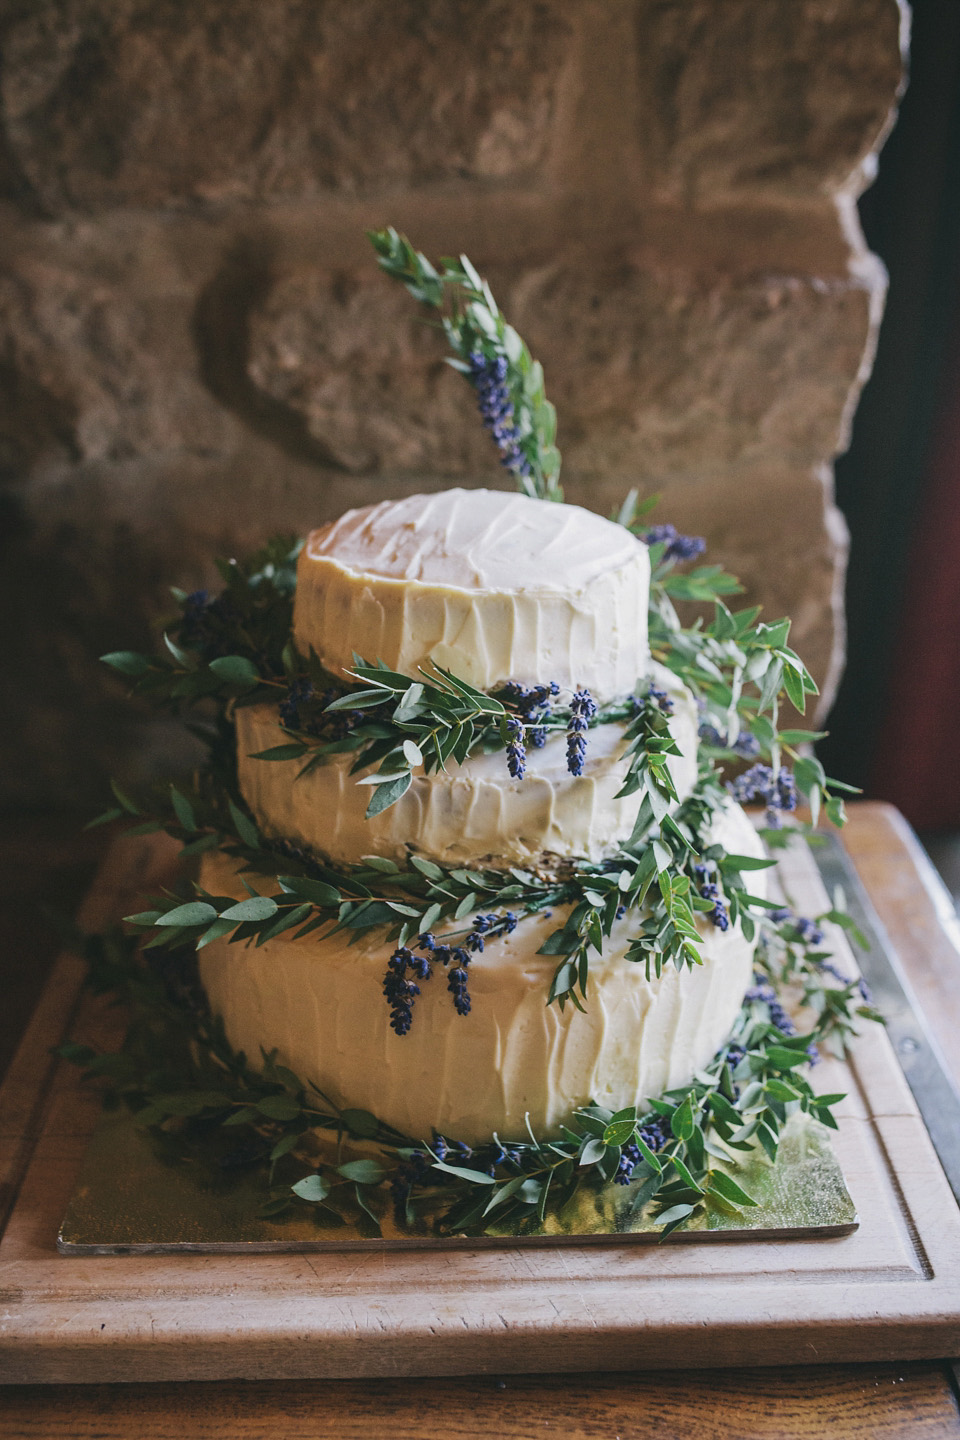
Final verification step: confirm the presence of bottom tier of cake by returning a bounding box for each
[197,802,765,1144]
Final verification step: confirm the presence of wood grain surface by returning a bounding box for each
[1,804,959,1436]
[840,802,960,1093]
[0,1366,958,1438]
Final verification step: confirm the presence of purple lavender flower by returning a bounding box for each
[728,762,798,828]
[698,720,726,747]
[505,715,526,780]
[744,974,796,1035]
[614,1142,641,1186]
[642,523,707,564]
[647,682,675,716]
[468,352,531,479]
[278,677,315,730]
[695,866,730,931]
[503,681,560,714]
[503,681,558,747]
[382,946,428,1037]
[466,911,518,952]
[390,1148,431,1221]
[795,916,825,946]
[566,688,598,777]
[709,900,730,931]
[638,1114,673,1153]
[777,768,798,813]
[448,965,471,1015]
[697,720,760,757]
[466,914,494,953]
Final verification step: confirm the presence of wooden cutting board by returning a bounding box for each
[1,824,959,1383]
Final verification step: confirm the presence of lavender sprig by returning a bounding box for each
[368,227,563,502]
[505,716,527,780]
[643,523,707,564]
[566,688,598,776]
[728,763,799,829]
[468,352,531,480]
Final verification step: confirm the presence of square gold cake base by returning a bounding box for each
[58,1107,856,1253]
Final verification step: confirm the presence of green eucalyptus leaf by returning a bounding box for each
[602,1119,637,1147]
[169,785,197,832]
[228,798,260,849]
[656,1202,694,1228]
[338,1159,386,1185]
[220,896,279,923]
[431,1159,497,1184]
[256,1094,302,1121]
[707,1170,759,1208]
[155,901,218,928]
[209,655,261,687]
[277,875,341,908]
[292,1173,331,1204]
[101,650,151,676]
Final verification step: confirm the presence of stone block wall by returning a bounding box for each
[0,0,905,807]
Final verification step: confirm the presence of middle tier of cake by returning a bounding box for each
[236,663,699,868]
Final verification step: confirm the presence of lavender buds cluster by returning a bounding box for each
[566,687,598,777]
[614,1115,673,1185]
[502,681,559,748]
[693,861,729,931]
[698,718,761,758]
[382,946,433,1036]
[646,682,674,716]
[468,352,531,479]
[176,589,243,659]
[279,678,363,739]
[743,974,796,1037]
[384,913,517,1034]
[728,763,798,828]
[642,524,706,564]
[505,716,526,780]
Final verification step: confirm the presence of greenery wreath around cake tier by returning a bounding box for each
[61,229,881,1238]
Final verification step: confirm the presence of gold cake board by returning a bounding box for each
[56,1106,856,1253]
[1,828,959,1381]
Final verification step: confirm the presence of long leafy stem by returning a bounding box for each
[368,226,563,501]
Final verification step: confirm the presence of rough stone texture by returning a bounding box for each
[0,255,234,476]
[0,0,571,213]
[0,0,905,806]
[640,0,904,201]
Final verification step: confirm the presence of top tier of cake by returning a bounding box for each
[293,488,651,701]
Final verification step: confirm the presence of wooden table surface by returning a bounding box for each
[1,801,959,1437]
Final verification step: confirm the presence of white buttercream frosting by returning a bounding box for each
[197,801,764,1144]
[236,662,698,868]
[293,488,651,701]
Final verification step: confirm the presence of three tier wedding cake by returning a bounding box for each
[96,229,865,1233]
[197,487,766,1143]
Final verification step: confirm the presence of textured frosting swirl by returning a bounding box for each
[293,488,651,700]
[237,664,698,868]
[197,801,764,1144]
